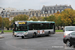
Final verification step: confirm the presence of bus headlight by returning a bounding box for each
[24,32,28,35]
[14,33,17,35]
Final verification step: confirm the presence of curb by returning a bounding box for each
[56,32,64,34]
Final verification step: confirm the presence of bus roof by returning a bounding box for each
[15,21,55,23]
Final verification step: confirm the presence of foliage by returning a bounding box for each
[61,8,75,26]
[0,16,2,28]
[12,14,29,23]
[47,15,55,21]
[54,13,63,26]
[42,17,48,21]
[3,18,10,29]
[29,16,38,21]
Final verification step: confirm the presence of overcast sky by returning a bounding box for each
[0,0,75,10]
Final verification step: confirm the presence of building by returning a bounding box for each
[29,10,41,17]
[0,5,73,20]
[5,7,17,12]
[41,5,72,17]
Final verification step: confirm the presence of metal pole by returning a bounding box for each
[1,17,4,34]
[1,9,4,34]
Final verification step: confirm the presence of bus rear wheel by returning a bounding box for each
[21,36,24,39]
[33,33,37,38]
[46,31,51,36]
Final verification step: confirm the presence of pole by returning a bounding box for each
[1,9,4,34]
[1,17,4,34]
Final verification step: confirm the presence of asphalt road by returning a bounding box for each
[0,32,75,50]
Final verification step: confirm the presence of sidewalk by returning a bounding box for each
[56,32,64,34]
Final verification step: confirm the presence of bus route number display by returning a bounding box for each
[18,22,26,24]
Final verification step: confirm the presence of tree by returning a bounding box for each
[37,17,43,21]
[12,14,29,23]
[47,15,55,21]
[61,8,75,26]
[42,17,48,21]
[0,16,2,28]
[29,16,38,21]
[3,18,10,30]
[54,12,63,30]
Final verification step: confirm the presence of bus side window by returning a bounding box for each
[29,24,33,30]
[50,23,53,29]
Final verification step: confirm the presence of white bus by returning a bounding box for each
[12,21,55,38]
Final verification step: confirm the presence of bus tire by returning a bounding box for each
[47,31,51,36]
[33,33,37,38]
[21,36,24,39]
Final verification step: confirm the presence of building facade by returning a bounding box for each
[0,5,73,20]
[41,5,72,17]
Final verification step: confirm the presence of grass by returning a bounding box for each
[0,30,63,32]
[0,30,12,32]
[55,30,63,32]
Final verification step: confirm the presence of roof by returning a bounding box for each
[15,21,55,24]
[65,26,75,27]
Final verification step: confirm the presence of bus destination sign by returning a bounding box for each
[18,22,26,24]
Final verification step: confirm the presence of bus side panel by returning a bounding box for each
[44,29,55,34]
[27,30,37,37]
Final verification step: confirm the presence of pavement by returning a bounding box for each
[0,32,63,39]
[0,32,75,50]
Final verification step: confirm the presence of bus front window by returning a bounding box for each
[14,24,28,31]
[16,26,27,31]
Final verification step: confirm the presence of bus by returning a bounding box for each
[12,21,55,38]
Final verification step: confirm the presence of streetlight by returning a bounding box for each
[1,8,5,34]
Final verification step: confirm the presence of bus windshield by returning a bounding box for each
[14,24,28,31]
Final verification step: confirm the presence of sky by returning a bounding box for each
[0,0,75,10]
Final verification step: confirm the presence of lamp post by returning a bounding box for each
[1,8,5,34]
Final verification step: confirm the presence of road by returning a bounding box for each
[0,32,74,50]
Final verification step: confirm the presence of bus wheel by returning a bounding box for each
[21,36,24,39]
[47,31,51,36]
[33,33,37,38]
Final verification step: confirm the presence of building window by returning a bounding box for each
[52,10,53,14]
[50,10,51,14]
[43,11,44,14]
[34,13,36,16]
[48,11,50,14]
[62,10,63,11]
[55,10,57,13]
[53,10,55,13]
[58,10,60,12]
[6,15,7,17]
[12,13,14,15]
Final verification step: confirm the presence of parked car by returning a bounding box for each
[63,32,75,47]
[63,26,75,47]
